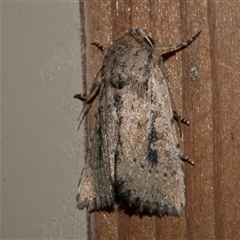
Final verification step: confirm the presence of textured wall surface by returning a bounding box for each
[1,2,86,239]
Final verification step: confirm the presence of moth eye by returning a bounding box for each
[144,36,154,48]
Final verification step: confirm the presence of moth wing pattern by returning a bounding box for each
[76,74,118,211]
[115,54,185,216]
[77,27,199,216]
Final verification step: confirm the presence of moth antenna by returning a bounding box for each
[77,104,91,130]
[160,30,201,56]
[73,93,90,130]
[74,69,102,130]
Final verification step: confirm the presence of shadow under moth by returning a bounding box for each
[75,27,201,217]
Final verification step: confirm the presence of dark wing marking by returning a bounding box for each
[114,52,185,216]
[77,77,117,212]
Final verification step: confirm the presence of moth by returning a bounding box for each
[75,27,200,216]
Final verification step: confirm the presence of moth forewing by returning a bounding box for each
[115,56,185,216]
[76,76,116,212]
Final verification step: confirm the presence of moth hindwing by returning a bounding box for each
[76,27,200,216]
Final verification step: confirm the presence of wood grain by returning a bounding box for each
[79,1,240,239]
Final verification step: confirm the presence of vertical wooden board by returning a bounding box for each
[150,0,185,120]
[156,217,186,240]
[150,1,189,239]
[89,211,119,240]
[131,0,151,29]
[80,1,119,239]
[82,0,113,132]
[180,1,216,239]
[114,2,157,239]
[118,212,157,240]
[209,1,240,239]
[77,0,239,239]
[111,0,132,38]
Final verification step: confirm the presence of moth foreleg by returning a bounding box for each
[181,154,195,165]
[173,111,190,126]
[91,42,105,53]
[73,93,87,102]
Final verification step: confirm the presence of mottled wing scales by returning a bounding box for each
[76,27,200,216]
[115,57,185,216]
[77,81,117,212]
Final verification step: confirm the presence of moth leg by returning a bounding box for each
[74,70,103,129]
[173,110,190,126]
[75,41,105,104]
[73,93,86,102]
[173,112,194,165]
[74,42,105,103]
[91,42,105,52]
[73,93,91,129]
[161,30,201,56]
[181,154,195,165]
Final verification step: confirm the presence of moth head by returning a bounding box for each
[128,27,155,48]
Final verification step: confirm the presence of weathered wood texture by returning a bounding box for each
[79,1,240,239]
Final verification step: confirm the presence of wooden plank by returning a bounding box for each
[208,1,240,239]
[78,1,240,239]
[80,2,118,240]
[179,1,215,239]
